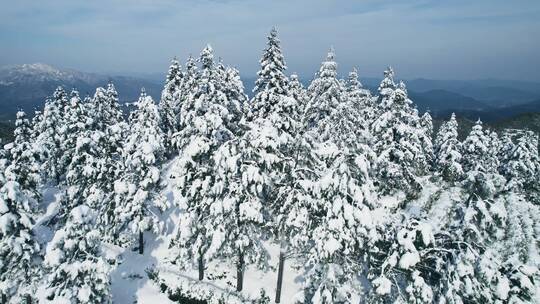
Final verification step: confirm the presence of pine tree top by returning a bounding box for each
[53,86,67,99]
[200,45,215,69]
[421,112,432,123]
[346,68,362,91]
[290,73,300,84]
[472,119,483,132]
[106,82,118,99]
[12,111,33,156]
[318,48,338,79]
[378,67,396,96]
[166,57,182,82]
[15,110,27,125]
[253,27,289,98]
[185,55,198,74]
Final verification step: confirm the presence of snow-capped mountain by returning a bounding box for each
[0,63,162,121]
[0,63,102,85]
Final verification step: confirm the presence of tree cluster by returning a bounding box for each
[1,28,539,303]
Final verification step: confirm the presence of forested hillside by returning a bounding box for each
[1,29,539,304]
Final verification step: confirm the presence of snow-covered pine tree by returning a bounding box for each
[34,87,70,183]
[486,130,501,173]
[0,177,41,303]
[43,205,111,303]
[89,84,123,132]
[59,90,92,186]
[176,55,199,129]
[315,92,371,155]
[304,48,345,130]
[223,65,248,124]
[250,27,289,121]
[0,145,7,173]
[59,86,126,235]
[241,29,319,299]
[66,83,127,234]
[369,176,538,303]
[288,73,308,122]
[114,89,166,253]
[204,126,276,291]
[272,130,320,303]
[345,68,373,135]
[434,113,463,183]
[346,68,371,102]
[302,141,380,303]
[29,110,43,143]
[419,112,434,169]
[495,188,540,303]
[59,123,123,238]
[461,119,493,173]
[498,131,515,169]
[106,83,123,124]
[170,45,243,281]
[5,111,41,201]
[371,72,427,198]
[297,88,382,302]
[500,130,540,191]
[160,58,184,156]
[351,68,379,130]
[97,121,127,232]
[48,89,100,225]
[434,167,534,303]
[367,219,435,303]
[377,67,396,99]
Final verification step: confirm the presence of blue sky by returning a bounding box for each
[1,0,539,81]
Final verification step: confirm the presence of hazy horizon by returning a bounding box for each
[4,62,540,86]
[1,0,539,81]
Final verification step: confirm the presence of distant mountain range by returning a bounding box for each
[1,63,540,135]
[360,78,540,122]
[435,98,540,122]
[0,63,162,121]
[360,77,540,107]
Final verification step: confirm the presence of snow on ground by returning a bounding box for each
[103,236,173,304]
[99,177,304,303]
[155,240,304,302]
[120,160,306,303]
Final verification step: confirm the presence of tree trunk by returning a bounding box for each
[138,230,144,255]
[25,294,31,304]
[275,247,286,303]
[198,254,204,281]
[1,293,6,304]
[237,251,244,292]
